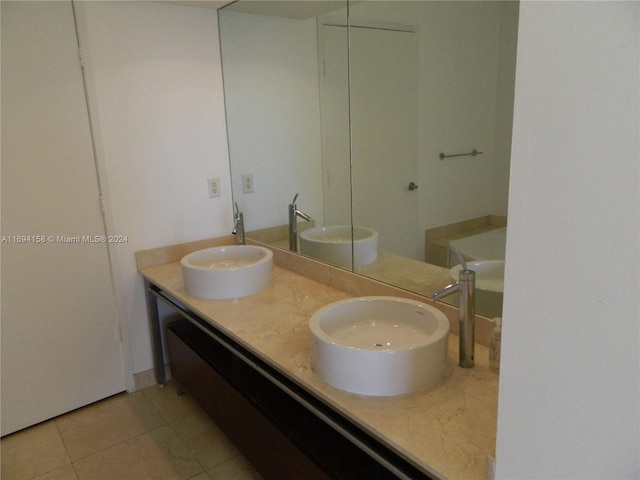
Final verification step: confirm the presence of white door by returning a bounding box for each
[1,1,126,436]
[349,26,419,260]
[320,24,419,260]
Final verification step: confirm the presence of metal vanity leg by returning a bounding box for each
[144,279,166,385]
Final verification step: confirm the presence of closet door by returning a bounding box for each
[1,1,126,435]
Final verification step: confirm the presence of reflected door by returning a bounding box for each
[350,25,419,260]
[321,24,419,260]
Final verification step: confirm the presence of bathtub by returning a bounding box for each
[448,227,506,266]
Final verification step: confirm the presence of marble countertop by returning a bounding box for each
[138,252,498,479]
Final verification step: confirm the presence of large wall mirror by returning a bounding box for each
[219,0,519,317]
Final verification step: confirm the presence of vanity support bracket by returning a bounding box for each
[144,279,166,385]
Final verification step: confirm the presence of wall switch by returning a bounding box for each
[208,177,220,198]
[242,173,254,193]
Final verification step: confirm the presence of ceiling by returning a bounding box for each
[153,1,234,10]
[154,0,347,19]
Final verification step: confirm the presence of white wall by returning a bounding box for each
[412,1,505,229]
[220,11,324,231]
[76,2,232,374]
[497,2,639,477]
[491,1,518,217]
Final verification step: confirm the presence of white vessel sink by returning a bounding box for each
[181,245,273,299]
[450,260,504,317]
[310,296,449,396]
[299,225,378,269]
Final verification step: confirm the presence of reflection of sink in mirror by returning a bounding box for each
[181,245,273,299]
[300,226,378,269]
[450,260,504,318]
[310,296,449,396]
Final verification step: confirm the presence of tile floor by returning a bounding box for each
[1,381,262,480]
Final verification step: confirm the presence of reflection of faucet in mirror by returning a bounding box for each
[429,249,476,368]
[232,202,245,245]
[288,193,312,252]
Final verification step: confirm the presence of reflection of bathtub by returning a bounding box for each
[448,227,506,317]
[448,227,506,265]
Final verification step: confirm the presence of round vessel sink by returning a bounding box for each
[450,260,504,317]
[181,245,273,299]
[299,225,378,269]
[310,296,449,396]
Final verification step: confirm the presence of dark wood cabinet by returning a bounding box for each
[148,283,435,480]
[168,319,331,480]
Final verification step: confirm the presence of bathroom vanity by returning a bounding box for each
[137,240,498,479]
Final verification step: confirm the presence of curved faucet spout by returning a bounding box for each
[428,281,460,301]
[288,193,312,252]
[232,202,245,245]
[295,210,312,222]
[450,247,468,271]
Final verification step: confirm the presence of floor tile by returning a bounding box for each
[55,391,166,461]
[0,420,70,480]
[170,408,242,471]
[141,381,202,424]
[187,473,210,480]
[33,464,78,480]
[73,426,202,480]
[3,384,261,480]
[206,456,261,480]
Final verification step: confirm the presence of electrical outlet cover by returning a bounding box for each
[242,174,254,193]
[208,177,220,198]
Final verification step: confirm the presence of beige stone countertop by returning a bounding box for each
[138,255,498,480]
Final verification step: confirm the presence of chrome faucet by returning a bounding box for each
[288,193,312,252]
[232,202,245,245]
[429,249,476,368]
